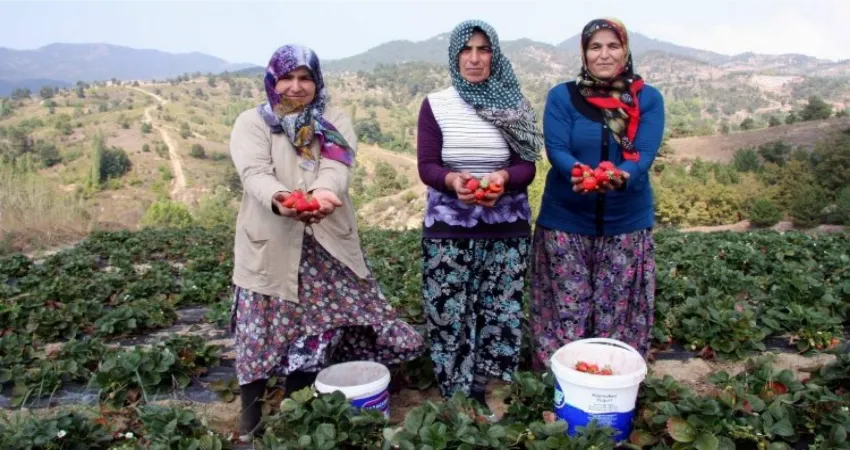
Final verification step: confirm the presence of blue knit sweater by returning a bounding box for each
[536,81,665,237]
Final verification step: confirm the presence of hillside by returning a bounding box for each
[2,52,850,254]
[0,43,253,95]
[557,31,727,63]
[324,30,850,80]
[668,116,850,162]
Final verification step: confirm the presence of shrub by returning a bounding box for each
[189,144,206,159]
[141,199,194,228]
[748,197,782,227]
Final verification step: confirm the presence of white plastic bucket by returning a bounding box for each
[550,338,648,442]
[314,361,391,419]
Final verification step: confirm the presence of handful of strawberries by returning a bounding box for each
[465,177,504,203]
[572,161,625,192]
[280,190,320,213]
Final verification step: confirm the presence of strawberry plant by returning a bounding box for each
[260,388,387,449]
[501,371,555,426]
[359,228,424,324]
[129,405,231,450]
[0,410,114,449]
[383,393,508,449]
[7,338,107,408]
[673,292,767,360]
[94,299,177,337]
[94,335,221,408]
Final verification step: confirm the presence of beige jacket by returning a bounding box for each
[229,106,368,303]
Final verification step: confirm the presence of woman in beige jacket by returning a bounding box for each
[229,44,423,440]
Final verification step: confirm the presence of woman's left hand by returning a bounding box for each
[306,189,343,223]
[596,170,629,193]
[477,170,508,207]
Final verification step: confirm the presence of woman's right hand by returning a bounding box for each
[446,172,476,204]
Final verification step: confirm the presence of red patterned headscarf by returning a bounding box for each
[576,18,644,162]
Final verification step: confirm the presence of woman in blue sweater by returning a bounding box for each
[530,18,665,369]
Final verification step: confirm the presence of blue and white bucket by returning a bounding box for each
[314,361,391,419]
[550,338,648,442]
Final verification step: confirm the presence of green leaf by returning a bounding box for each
[667,417,696,443]
[487,425,506,439]
[761,317,781,330]
[767,443,791,450]
[542,420,567,436]
[383,426,399,444]
[768,400,786,419]
[717,437,736,450]
[291,387,314,404]
[175,372,190,389]
[770,418,794,437]
[744,394,766,412]
[694,432,719,450]
[199,435,222,450]
[403,407,425,434]
[831,425,847,443]
[316,423,336,441]
[419,423,448,447]
[280,398,300,412]
[297,434,312,447]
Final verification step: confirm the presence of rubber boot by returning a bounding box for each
[284,370,318,399]
[238,378,267,442]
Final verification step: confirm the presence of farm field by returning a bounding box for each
[1,225,848,449]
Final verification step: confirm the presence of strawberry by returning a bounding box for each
[600,367,614,376]
[294,198,310,213]
[282,195,297,209]
[582,177,598,191]
[474,189,486,201]
[599,161,615,171]
[307,198,320,211]
[767,382,788,395]
[575,362,589,372]
[594,168,610,184]
[571,166,584,178]
[489,182,504,194]
[466,178,480,191]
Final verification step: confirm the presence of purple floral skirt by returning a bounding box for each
[230,234,424,385]
[529,226,656,371]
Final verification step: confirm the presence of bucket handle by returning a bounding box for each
[575,338,642,358]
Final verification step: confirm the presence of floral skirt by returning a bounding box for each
[230,234,424,386]
[421,237,529,398]
[529,226,656,370]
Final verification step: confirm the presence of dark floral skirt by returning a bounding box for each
[230,234,424,385]
[421,237,529,398]
[529,225,656,370]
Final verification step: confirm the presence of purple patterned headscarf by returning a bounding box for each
[258,44,354,166]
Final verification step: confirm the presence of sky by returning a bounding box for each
[1,0,849,65]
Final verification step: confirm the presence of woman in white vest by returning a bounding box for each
[416,19,542,411]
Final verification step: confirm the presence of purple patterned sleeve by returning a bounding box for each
[417,99,453,194]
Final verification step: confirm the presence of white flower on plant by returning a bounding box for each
[57,430,67,438]
[124,432,134,439]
